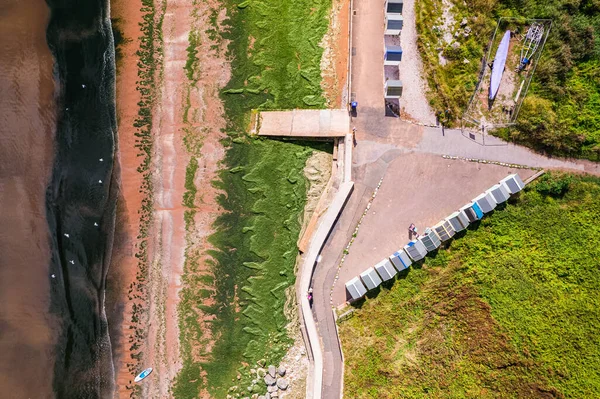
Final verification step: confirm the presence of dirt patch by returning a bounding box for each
[320,0,350,108]
[299,149,333,239]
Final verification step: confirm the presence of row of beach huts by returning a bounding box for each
[345,174,525,301]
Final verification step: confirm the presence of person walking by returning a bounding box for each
[352,126,357,147]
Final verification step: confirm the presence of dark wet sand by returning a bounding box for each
[0,0,57,398]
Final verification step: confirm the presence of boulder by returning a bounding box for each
[276,378,289,390]
[277,366,286,377]
[264,374,276,386]
[268,365,276,378]
[267,385,277,393]
[265,394,271,399]
[461,17,468,26]
[257,368,266,378]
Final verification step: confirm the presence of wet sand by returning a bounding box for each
[0,1,57,397]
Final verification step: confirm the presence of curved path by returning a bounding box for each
[310,1,600,399]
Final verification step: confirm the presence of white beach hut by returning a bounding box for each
[385,14,404,35]
[446,210,469,232]
[360,267,383,290]
[418,228,441,252]
[390,250,412,271]
[488,183,510,204]
[404,240,428,261]
[374,258,397,281]
[500,173,525,194]
[345,276,368,300]
[473,192,497,213]
[433,219,456,241]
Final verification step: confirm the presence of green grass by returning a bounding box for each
[416,0,600,159]
[182,157,199,208]
[172,0,333,397]
[340,173,600,398]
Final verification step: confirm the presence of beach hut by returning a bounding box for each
[488,183,510,204]
[433,219,455,241]
[384,80,403,98]
[500,173,525,194]
[384,45,403,66]
[419,228,441,252]
[385,14,404,35]
[385,0,403,15]
[374,258,397,281]
[460,202,483,223]
[390,250,412,271]
[360,267,383,290]
[345,277,367,300]
[473,192,497,213]
[404,240,428,261]
[446,210,469,232]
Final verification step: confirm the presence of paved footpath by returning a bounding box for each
[311,1,600,399]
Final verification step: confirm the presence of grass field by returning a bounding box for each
[340,173,600,398]
[172,0,332,397]
[415,0,600,159]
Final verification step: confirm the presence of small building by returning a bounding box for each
[385,14,404,35]
[384,45,403,66]
[360,267,383,290]
[433,220,456,241]
[390,250,412,271]
[500,173,525,194]
[374,258,397,281]
[473,192,497,213]
[385,0,403,15]
[419,228,441,252]
[345,277,367,300]
[460,202,483,222]
[488,183,510,204]
[404,240,428,261]
[384,80,403,98]
[446,210,469,232]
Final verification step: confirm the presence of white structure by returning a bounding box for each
[446,210,469,232]
[419,228,441,252]
[460,202,483,222]
[404,240,427,261]
[384,79,403,98]
[360,267,383,290]
[385,14,404,35]
[384,45,403,66]
[390,250,412,271]
[346,277,368,300]
[374,258,397,281]
[488,183,511,204]
[473,192,497,213]
[385,0,403,15]
[500,173,525,194]
[433,220,456,241]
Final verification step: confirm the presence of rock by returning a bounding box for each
[268,365,276,378]
[461,17,468,26]
[452,42,460,50]
[265,394,271,399]
[270,392,278,398]
[463,58,470,64]
[277,366,286,377]
[247,386,253,392]
[257,359,266,367]
[258,396,265,399]
[252,395,258,399]
[257,368,266,378]
[264,374,276,386]
[250,368,256,374]
[267,385,277,393]
[276,378,289,390]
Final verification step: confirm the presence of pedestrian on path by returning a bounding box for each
[307,288,313,307]
[352,126,357,147]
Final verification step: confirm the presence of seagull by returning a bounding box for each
[51,274,56,278]
[94,222,99,227]
[98,180,102,184]
[99,158,103,162]
[66,107,69,111]
[69,260,75,265]
[64,233,70,238]
[82,84,86,88]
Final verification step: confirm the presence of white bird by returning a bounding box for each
[98,180,102,184]
[51,274,56,278]
[66,107,69,111]
[82,84,86,88]
[94,222,99,227]
[64,233,70,238]
[99,158,103,162]
[69,260,75,265]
